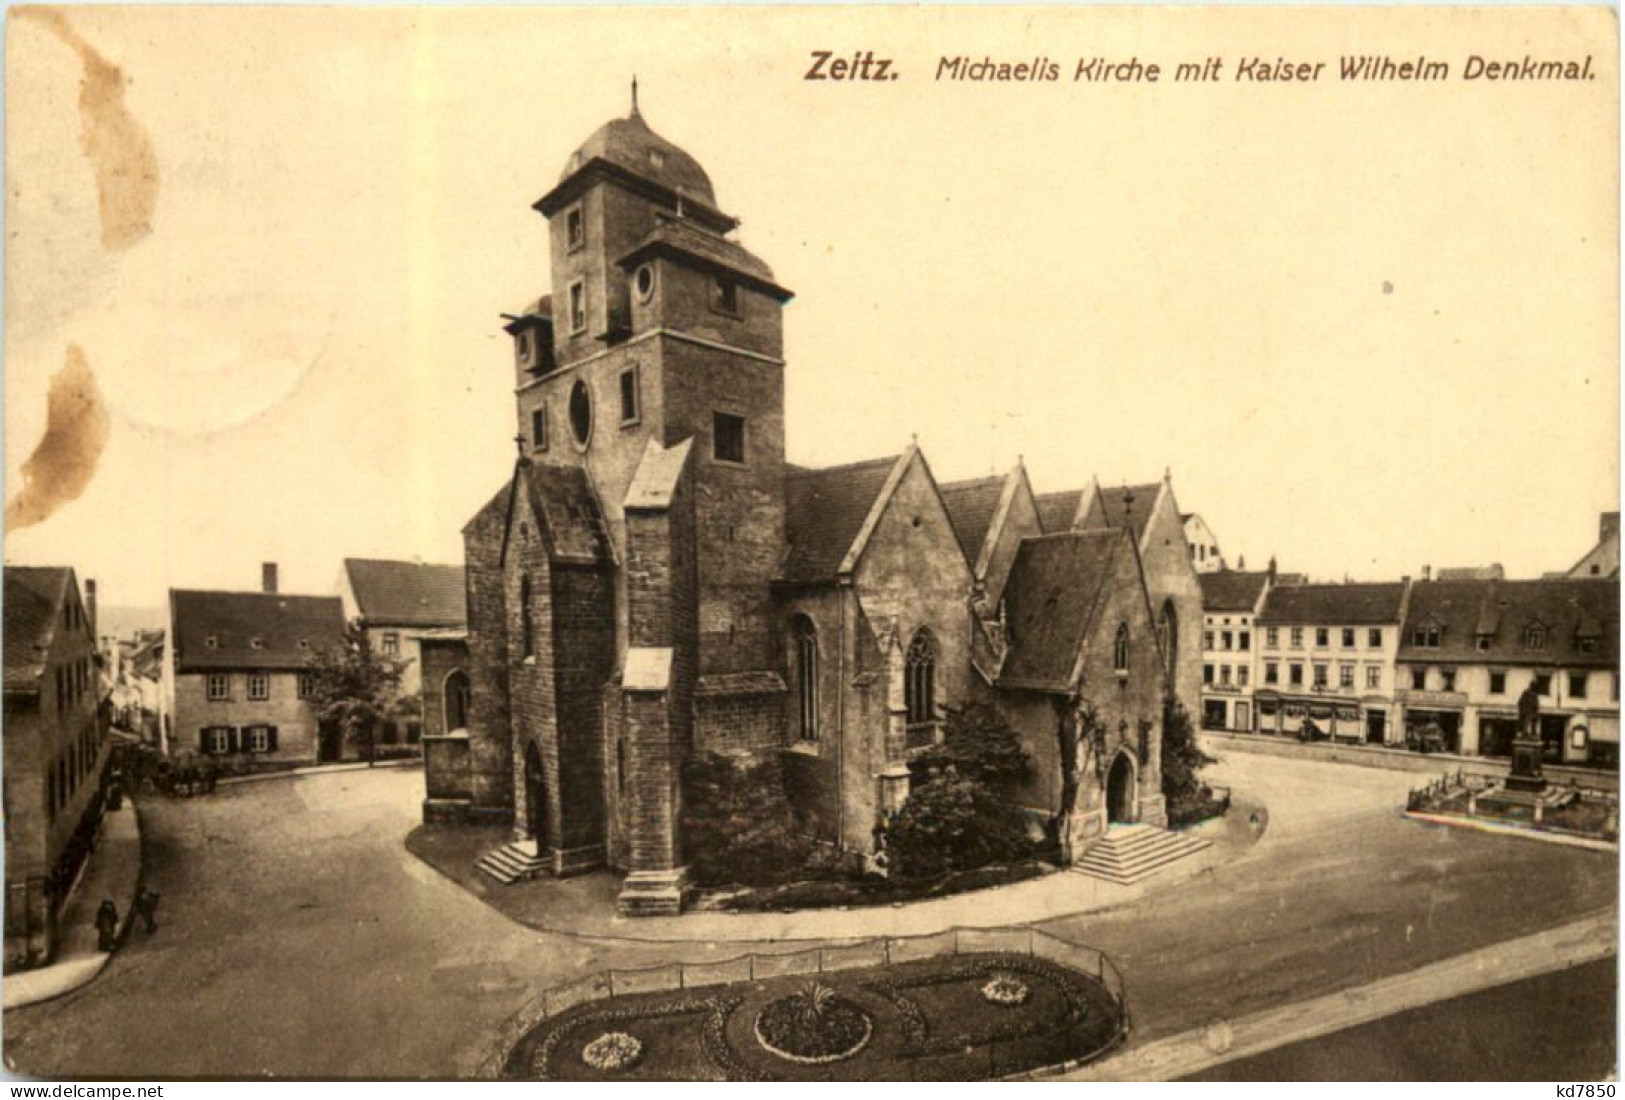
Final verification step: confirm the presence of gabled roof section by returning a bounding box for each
[1258,582,1409,626]
[171,590,345,672]
[1035,490,1084,535]
[624,436,693,512]
[940,474,1006,565]
[342,559,466,629]
[1199,570,1271,613]
[780,452,908,585]
[997,530,1128,692]
[5,566,72,692]
[1082,480,1163,540]
[504,461,614,568]
[618,218,792,302]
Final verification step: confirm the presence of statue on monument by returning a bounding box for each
[1517,682,1541,740]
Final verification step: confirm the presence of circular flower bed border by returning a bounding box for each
[752,994,875,1065]
[580,1031,642,1073]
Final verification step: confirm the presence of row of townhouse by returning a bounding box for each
[1199,566,1620,769]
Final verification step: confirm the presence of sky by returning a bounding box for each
[5,6,1618,613]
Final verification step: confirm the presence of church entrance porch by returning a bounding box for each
[1106,752,1136,824]
[523,741,547,845]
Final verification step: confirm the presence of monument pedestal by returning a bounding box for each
[1504,734,1548,794]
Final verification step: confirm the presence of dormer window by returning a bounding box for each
[205,636,219,650]
[1411,623,1441,648]
[1475,634,1492,652]
[648,147,666,169]
[1524,624,1547,651]
[250,637,264,650]
[711,277,739,316]
[565,205,585,252]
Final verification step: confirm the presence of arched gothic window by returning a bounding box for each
[1159,602,1177,675]
[443,670,471,732]
[792,616,819,742]
[520,574,535,658]
[1114,622,1130,673]
[906,629,937,729]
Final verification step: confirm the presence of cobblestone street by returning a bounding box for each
[4,752,1614,1079]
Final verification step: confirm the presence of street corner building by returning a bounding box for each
[4,568,112,970]
[162,564,347,767]
[426,99,1206,915]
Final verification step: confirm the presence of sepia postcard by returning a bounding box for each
[2,3,1619,1086]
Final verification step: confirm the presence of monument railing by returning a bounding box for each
[483,924,1130,1078]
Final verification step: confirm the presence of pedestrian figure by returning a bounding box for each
[94,900,119,952]
[135,889,160,933]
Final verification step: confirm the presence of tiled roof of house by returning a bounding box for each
[939,475,1005,564]
[1257,582,1408,626]
[997,530,1127,691]
[171,590,345,672]
[1199,570,1271,613]
[1084,482,1162,537]
[343,559,466,629]
[781,454,902,585]
[1034,490,1083,535]
[1398,579,1619,667]
[5,566,71,691]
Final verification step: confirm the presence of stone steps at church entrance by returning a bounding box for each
[1071,823,1211,885]
[475,839,549,885]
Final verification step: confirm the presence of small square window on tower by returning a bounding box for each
[619,367,640,426]
[568,280,587,334]
[711,277,739,316]
[531,407,548,451]
[713,411,746,464]
[565,205,585,251]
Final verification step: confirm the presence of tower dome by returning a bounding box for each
[559,109,716,207]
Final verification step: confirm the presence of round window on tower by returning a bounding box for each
[634,264,655,303]
[569,380,592,448]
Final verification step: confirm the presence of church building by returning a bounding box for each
[433,97,1202,915]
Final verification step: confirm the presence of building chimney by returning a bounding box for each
[84,578,97,636]
[1602,511,1619,543]
[262,562,279,595]
[1421,564,1431,582]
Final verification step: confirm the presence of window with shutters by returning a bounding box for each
[204,727,234,755]
[245,725,276,753]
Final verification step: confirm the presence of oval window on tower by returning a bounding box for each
[569,380,592,447]
[634,264,655,303]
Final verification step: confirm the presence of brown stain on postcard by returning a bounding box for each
[6,345,111,530]
[18,6,159,250]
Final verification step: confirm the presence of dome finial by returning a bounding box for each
[630,75,641,120]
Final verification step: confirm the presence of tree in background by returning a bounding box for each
[304,622,406,766]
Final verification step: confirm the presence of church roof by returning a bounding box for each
[1084,482,1162,538]
[1034,490,1083,534]
[781,454,902,585]
[997,530,1130,692]
[342,559,466,629]
[520,462,614,566]
[1199,569,1271,613]
[939,475,1006,564]
[560,111,716,205]
[170,589,345,673]
[5,566,73,692]
[618,218,790,301]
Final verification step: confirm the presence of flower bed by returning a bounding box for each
[753,985,873,1064]
[500,951,1123,1081]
